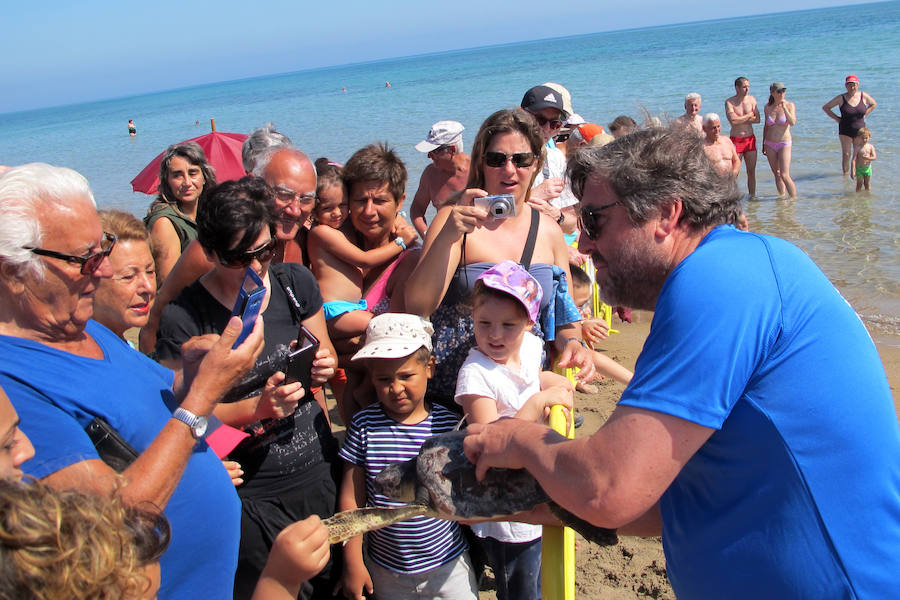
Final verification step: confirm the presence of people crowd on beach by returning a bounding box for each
[0,74,896,600]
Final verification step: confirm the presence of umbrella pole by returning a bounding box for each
[210,118,216,132]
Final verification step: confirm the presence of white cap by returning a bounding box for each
[415,121,464,153]
[351,313,434,360]
[565,113,585,126]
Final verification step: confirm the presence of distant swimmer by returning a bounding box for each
[725,77,760,197]
[701,113,740,178]
[410,120,470,237]
[673,93,703,134]
[385,81,391,88]
[342,87,347,93]
[128,119,136,136]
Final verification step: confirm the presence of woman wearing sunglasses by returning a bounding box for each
[406,108,595,405]
[761,82,798,199]
[154,176,340,600]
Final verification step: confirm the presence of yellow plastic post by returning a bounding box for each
[590,280,619,335]
[541,370,576,600]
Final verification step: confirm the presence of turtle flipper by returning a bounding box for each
[548,503,619,546]
[323,505,430,545]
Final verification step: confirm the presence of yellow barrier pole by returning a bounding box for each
[541,369,576,600]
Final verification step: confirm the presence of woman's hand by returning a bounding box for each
[310,348,336,385]
[393,214,420,247]
[254,516,331,600]
[256,371,304,420]
[222,460,244,486]
[444,189,491,236]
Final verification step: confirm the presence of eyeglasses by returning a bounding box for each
[273,186,316,207]
[26,232,117,274]
[429,145,454,156]
[578,201,622,240]
[775,89,786,93]
[533,114,563,130]
[484,151,536,169]
[217,238,277,268]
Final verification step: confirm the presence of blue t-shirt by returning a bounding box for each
[619,226,900,599]
[0,321,241,600]
[339,403,468,574]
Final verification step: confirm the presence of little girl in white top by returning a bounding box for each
[454,260,573,600]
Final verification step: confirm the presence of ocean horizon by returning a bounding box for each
[1,0,898,344]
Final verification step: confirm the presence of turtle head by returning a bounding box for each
[373,458,417,502]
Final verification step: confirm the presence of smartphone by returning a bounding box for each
[230,268,266,348]
[284,326,320,392]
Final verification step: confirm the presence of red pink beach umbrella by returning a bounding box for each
[130,122,248,194]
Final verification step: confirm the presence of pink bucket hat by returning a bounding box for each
[476,260,543,323]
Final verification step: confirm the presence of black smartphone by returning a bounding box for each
[230,268,266,348]
[284,326,320,392]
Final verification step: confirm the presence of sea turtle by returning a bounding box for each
[323,430,618,546]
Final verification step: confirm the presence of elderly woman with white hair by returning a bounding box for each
[0,163,263,599]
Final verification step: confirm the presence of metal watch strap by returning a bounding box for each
[172,407,205,438]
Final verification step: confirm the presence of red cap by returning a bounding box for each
[845,74,859,84]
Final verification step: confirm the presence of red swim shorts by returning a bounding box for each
[730,135,757,154]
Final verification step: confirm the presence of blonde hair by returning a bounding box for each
[0,479,169,600]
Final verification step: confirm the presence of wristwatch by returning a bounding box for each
[394,237,407,250]
[172,407,208,439]
[556,211,566,225]
[564,337,590,349]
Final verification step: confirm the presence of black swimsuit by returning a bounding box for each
[839,93,867,138]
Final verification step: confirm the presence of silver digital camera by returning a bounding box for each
[474,194,516,219]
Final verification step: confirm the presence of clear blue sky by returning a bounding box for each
[1,0,874,114]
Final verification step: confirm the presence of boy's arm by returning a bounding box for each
[310,224,415,269]
[338,462,374,600]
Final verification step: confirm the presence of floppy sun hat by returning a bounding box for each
[415,121,464,153]
[352,313,434,360]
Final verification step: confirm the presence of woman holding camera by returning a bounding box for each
[154,176,340,600]
[405,108,594,406]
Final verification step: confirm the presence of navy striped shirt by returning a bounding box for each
[339,403,468,573]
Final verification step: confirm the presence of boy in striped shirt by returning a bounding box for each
[337,313,478,599]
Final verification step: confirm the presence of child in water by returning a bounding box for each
[851,128,877,192]
[454,260,574,600]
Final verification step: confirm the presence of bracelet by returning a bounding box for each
[563,337,589,349]
[394,237,407,250]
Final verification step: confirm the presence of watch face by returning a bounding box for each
[194,416,208,438]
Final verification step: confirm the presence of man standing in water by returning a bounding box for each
[673,93,703,133]
[464,128,900,599]
[701,113,740,178]
[725,77,760,197]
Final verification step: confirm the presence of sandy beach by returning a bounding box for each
[471,310,900,599]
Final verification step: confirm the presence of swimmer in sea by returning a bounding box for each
[128,119,136,136]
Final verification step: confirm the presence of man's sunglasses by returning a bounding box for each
[26,232,117,274]
[484,151,536,169]
[218,238,277,268]
[533,114,563,130]
[578,201,621,240]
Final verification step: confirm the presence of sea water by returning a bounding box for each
[1,1,898,344]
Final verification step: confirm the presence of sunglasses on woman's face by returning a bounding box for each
[484,151,536,169]
[218,238,277,268]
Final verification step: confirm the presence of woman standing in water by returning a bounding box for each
[822,74,877,177]
[762,82,797,199]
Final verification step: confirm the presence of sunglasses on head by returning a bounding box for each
[578,201,621,240]
[26,232,117,275]
[533,114,563,130]
[484,151,536,169]
[218,238,276,268]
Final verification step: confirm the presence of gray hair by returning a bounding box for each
[702,113,721,126]
[252,146,317,181]
[567,128,741,233]
[242,123,292,172]
[0,163,96,279]
[685,92,702,103]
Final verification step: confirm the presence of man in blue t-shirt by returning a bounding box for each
[462,129,900,599]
